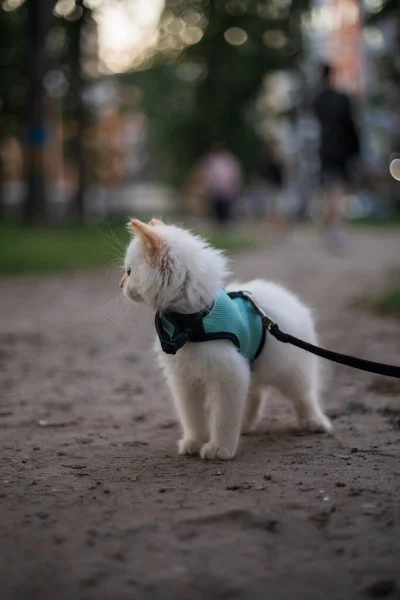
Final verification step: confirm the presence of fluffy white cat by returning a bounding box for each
[120,218,332,460]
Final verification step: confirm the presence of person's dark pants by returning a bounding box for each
[320,159,349,187]
[212,195,232,224]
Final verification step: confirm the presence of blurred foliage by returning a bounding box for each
[0,0,310,192]
[366,0,399,24]
[0,3,28,138]
[365,0,400,144]
[121,0,309,185]
[0,0,95,221]
[0,1,94,137]
[366,0,400,212]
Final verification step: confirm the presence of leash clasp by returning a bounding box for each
[240,291,276,332]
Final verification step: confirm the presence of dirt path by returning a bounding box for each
[1,230,400,600]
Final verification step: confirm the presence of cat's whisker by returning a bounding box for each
[118,296,133,322]
[96,230,125,269]
[103,293,131,325]
[101,294,125,318]
[105,256,124,268]
[92,225,126,257]
[102,226,126,252]
[100,295,122,312]
[106,223,126,251]
[103,304,123,325]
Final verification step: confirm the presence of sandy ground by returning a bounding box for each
[1,229,400,600]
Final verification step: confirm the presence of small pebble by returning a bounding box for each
[36,512,49,519]
[365,579,396,598]
[132,414,146,422]
[347,400,370,414]
[112,552,125,562]
[262,519,279,532]
[52,535,66,545]
[348,488,363,497]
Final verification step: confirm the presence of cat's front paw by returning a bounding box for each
[178,437,204,456]
[200,442,235,460]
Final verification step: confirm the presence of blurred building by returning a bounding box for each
[310,0,399,214]
[306,0,363,95]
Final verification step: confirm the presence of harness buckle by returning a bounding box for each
[161,328,192,355]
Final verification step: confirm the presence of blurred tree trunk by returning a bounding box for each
[69,0,86,221]
[24,0,53,224]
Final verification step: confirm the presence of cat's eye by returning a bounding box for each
[127,268,131,276]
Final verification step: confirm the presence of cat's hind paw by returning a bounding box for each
[241,419,259,435]
[200,442,235,460]
[299,413,332,434]
[178,437,204,456]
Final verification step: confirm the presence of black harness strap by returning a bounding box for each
[238,291,400,380]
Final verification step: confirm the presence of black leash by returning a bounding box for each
[240,292,400,380]
[268,323,400,379]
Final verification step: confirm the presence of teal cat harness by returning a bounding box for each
[155,289,267,363]
[155,289,400,379]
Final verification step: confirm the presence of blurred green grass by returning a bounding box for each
[0,222,256,275]
[352,216,400,228]
[375,282,400,318]
[352,268,400,319]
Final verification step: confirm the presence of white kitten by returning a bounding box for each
[120,218,332,460]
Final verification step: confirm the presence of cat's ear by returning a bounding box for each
[148,217,163,226]
[128,218,163,262]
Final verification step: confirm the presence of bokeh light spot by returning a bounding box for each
[389,159,400,182]
[263,30,287,49]
[54,0,76,18]
[224,27,248,46]
[2,0,25,11]
[225,1,247,17]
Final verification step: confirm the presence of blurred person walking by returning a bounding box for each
[199,143,243,225]
[313,64,361,251]
[258,137,288,228]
